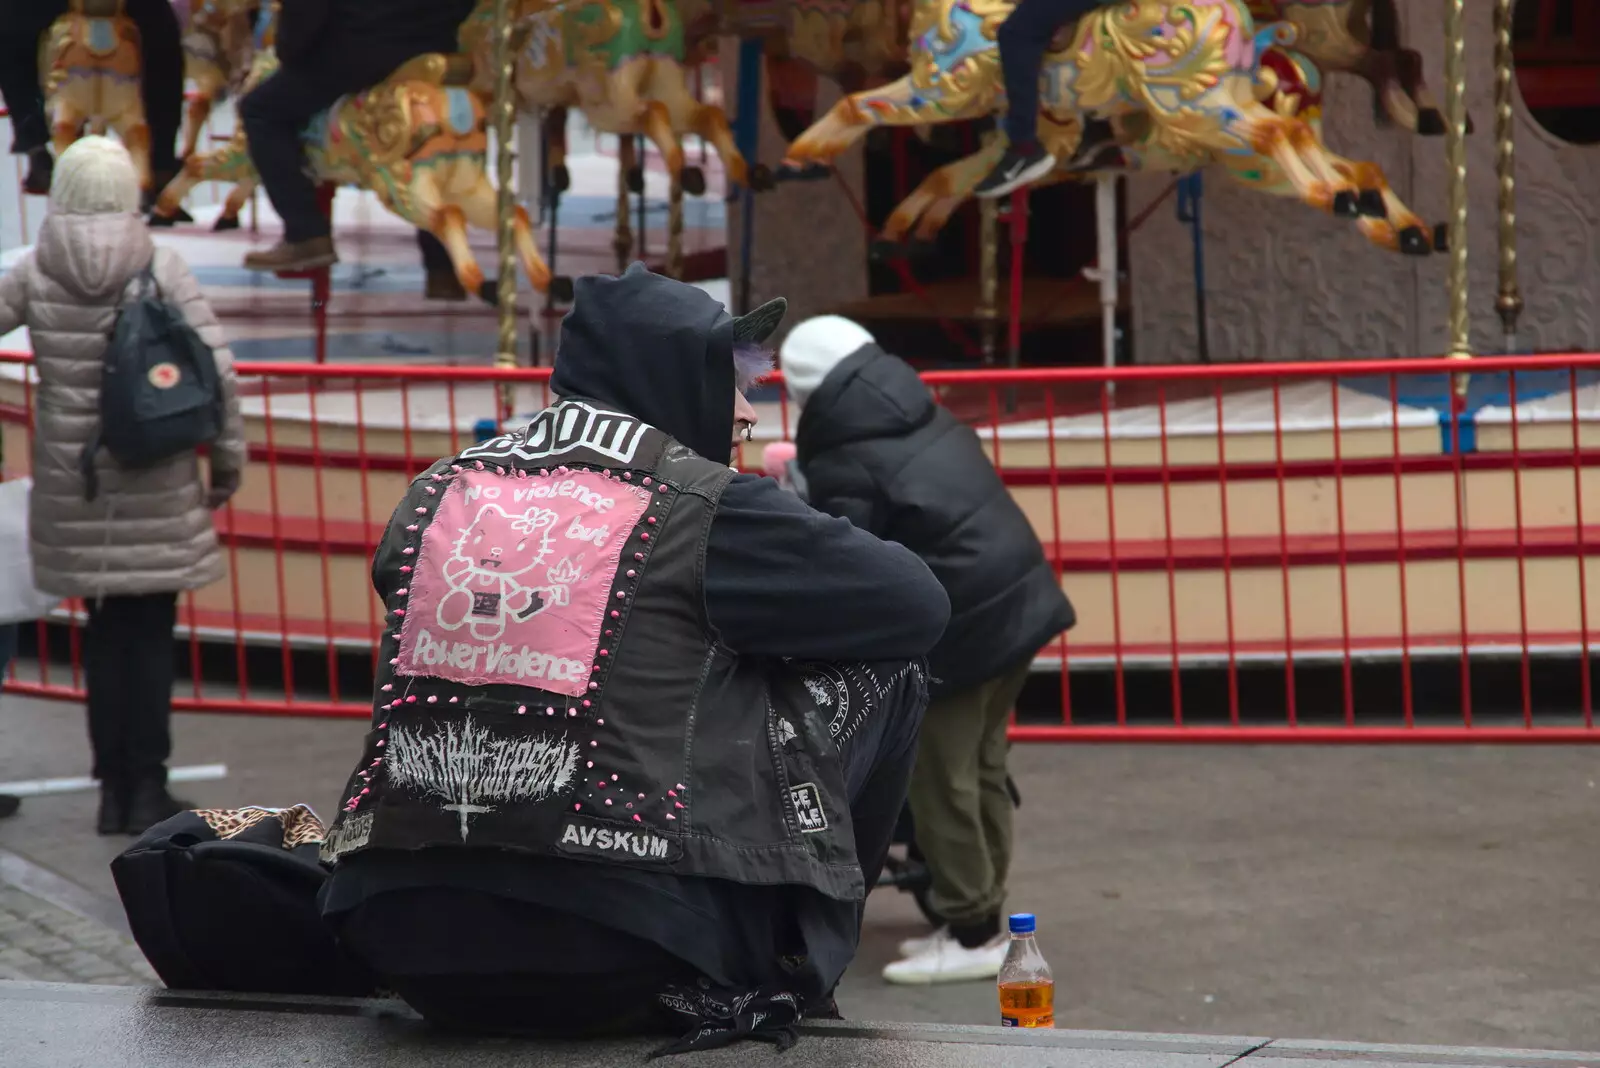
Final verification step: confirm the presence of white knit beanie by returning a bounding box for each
[779,315,876,406]
[49,136,142,215]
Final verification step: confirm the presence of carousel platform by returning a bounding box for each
[6,981,1598,1068]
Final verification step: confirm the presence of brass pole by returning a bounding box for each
[1442,0,1471,398]
[1492,0,1523,352]
[492,0,518,421]
[978,197,1000,365]
[666,172,685,279]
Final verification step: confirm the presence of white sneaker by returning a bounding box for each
[882,930,1009,985]
[897,927,947,958]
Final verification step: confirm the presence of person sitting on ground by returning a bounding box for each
[0,0,186,200]
[780,315,1076,985]
[238,0,477,273]
[316,264,951,1053]
[974,0,1121,199]
[0,137,247,836]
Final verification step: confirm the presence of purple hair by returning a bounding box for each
[733,342,775,392]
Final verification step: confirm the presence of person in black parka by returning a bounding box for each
[781,315,1076,986]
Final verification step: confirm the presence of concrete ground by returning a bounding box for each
[3,690,1599,1051]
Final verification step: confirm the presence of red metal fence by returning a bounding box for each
[5,350,1600,741]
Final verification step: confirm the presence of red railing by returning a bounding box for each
[6,350,1600,741]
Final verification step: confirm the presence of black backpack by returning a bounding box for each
[80,264,224,500]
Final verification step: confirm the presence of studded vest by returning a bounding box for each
[321,398,867,902]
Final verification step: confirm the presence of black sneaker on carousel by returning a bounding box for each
[974,142,1057,200]
[1058,118,1125,174]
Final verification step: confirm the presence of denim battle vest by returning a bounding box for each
[320,398,868,902]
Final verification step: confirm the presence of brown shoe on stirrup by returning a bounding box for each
[242,236,338,273]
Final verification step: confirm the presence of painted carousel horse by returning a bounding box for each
[1258,0,1467,136]
[512,0,747,196]
[783,0,1435,256]
[150,45,552,295]
[882,33,1436,255]
[41,0,151,189]
[179,0,261,160]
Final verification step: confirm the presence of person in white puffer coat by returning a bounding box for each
[0,136,246,837]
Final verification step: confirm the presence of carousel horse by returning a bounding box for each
[782,0,1435,256]
[511,0,748,272]
[179,0,261,160]
[1258,0,1467,136]
[150,6,552,296]
[881,35,1436,255]
[513,0,747,195]
[41,0,152,190]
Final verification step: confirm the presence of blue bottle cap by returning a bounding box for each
[1008,913,1036,934]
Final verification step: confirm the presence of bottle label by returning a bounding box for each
[1001,1013,1055,1028]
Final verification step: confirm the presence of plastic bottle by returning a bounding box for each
[997,912,1054,1028]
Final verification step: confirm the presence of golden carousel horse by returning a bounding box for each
[150,2,552,296]
[883,34,1437,255]
[179,0,261,160]
[782,0,1438,256]
[41,0,152,190]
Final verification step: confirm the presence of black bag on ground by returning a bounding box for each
[80,265,223,501]
[111,806,377,996]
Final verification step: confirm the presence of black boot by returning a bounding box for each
[96,782,129,836]
[0,794,19,818]
[125,778,191,836]
[23,148,52,196]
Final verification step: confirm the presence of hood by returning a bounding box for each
[780,315,876,406]
[33,212,154,302]
[795,343,938,454]
[550,263,737,464]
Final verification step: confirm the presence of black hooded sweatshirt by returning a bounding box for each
[323,266,949,1015]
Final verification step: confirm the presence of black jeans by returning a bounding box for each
[995,0,1103,148]
[237,47,410,243]
[85,593,178,787]
[0,0,182,174]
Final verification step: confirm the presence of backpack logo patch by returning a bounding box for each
[147,362,181,389]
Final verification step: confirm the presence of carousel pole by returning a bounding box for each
[492,0,519,422]
[977,132,1001,365]
[1492,0,1523,352]
[1442,0,1472,400]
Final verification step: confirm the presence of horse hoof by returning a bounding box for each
[1433,222,1450,253]
[212,215,240,232]
[906,238,940,265]
[1417,110,1446,136]
[550,163,571,194]
[681,166,706,197]
[626,165,645,195]
[1398,226,1432,256]
[1357,189,1386,218]
[147,212,176,228]
[1332,191,1361,218]
[748,163,776,193]
[475,278,499,307]
[549,275,575,304]
[792,162,831,182]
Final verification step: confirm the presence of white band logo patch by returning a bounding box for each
[789,782,828,834]
[461,400,648,466]
[558,819,676,860]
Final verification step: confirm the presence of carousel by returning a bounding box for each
[1,0,1597,690]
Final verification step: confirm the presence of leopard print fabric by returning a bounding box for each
[193,805,328,849]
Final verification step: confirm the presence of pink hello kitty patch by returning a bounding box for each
[396,468,651,695]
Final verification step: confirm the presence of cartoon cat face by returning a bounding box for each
[449,503,558,580]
